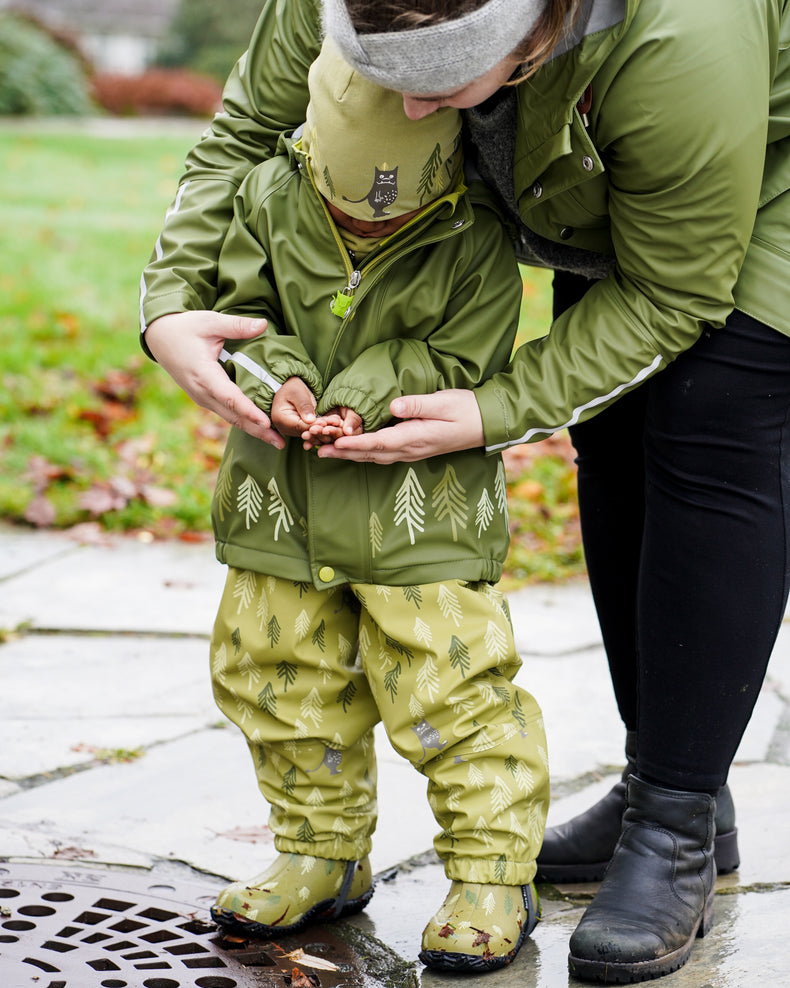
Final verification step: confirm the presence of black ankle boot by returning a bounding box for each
[568,776,716,983]
[536,732,739,883]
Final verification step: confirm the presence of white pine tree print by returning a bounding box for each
[449,693,476,716]
[256,586,269,630]
[300,687,324,727]
[472,727,494,752]
[237,474,263,530]
[369,512,383,557]
[413,616,432,646]
[509,811,529,849]
[495,460,508,515]
[475,488,495,537]
[394,468,426,544]
[294,718,310,739]
[432,464,468,541]
[476,681,500,707]
[234,696,255,724]
[375,585,392,600]
[468,762,485,790]
[473,815,493,846]
[294,609,310,641]
[306,787,325,807]
[215,451,234,521]
[491,776,513,816]
[234,569,257,614]
[331,816,351,837]
[513,760,535,794]
[318,658,334,684]
[416,653,440,702]
[338,633,353,662]
[408,692,425,720]
[437,584,463,627]
[212,641,228,686]
[482,890,496,916]
[446,783,465,811]
[359,624,371,659]
[484,620,509,661]
[238,652,260,690]
[267,478,294,540]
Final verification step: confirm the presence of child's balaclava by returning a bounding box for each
[302,37,462,222]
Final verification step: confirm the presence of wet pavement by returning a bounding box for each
[1,523,789,986]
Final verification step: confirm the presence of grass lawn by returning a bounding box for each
[0,121,583,585]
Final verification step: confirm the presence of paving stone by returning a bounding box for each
[0,537,225,634]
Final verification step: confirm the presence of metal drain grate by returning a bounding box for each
[0,861,375,988]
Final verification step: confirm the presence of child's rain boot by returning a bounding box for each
[211,852,374,937]
[419,880,540,971]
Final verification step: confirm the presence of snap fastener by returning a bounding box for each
[582,155,594,171]
[318,566,335,583]
[532,181,543,199]
[452,220,464,229]
[560,226,574,240]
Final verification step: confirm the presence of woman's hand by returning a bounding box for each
[317,389,484,463]
[145,311,285,449]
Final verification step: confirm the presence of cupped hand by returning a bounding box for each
[316,389,484,463]
[144,311,284,448]
[271,377,317,437]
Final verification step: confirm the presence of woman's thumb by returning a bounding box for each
[221,314,268,339]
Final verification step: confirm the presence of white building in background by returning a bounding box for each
[0,0,181,74]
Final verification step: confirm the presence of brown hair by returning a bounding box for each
[344,0,584,80]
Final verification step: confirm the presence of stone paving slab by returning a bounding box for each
[0,536,224,635]
[0,634,217,778]
[0,722,437,882]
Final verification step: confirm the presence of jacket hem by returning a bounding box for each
[215,542,504,589]
[733,237,790,337]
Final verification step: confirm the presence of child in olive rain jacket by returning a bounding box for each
[206,38,550,973]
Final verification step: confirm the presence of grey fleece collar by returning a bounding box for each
[322,0,546,94]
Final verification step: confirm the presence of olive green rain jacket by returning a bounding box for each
[140,0,790,451]
[209,140,522,588]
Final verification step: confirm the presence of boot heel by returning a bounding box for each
[714,827,740,874]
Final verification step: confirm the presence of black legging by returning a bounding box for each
[555,270,790,792]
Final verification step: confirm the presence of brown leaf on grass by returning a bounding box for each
[140,484,178,507]
[77,402,137,438]
[78,484,129,516]
[93,368,142,407]
[24,455,72,491]
[24,493,57,528]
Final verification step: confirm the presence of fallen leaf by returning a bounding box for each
[24,493,57,527]
[281,948,339,971]
[215,825,274,844]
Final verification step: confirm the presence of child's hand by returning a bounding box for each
[271,377,317,437]
[302,407,363,448]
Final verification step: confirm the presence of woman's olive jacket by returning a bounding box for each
[209,140,522,588]
[140,0,790,451]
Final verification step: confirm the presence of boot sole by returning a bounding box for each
[538,827,739,885]
[210,884,374,939]
[419,884,540,973]
[567,888,714,983]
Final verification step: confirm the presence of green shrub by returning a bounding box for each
[0,13,95,116]
[156,0,265,83]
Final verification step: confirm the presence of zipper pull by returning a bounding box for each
[330,270,361,318]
